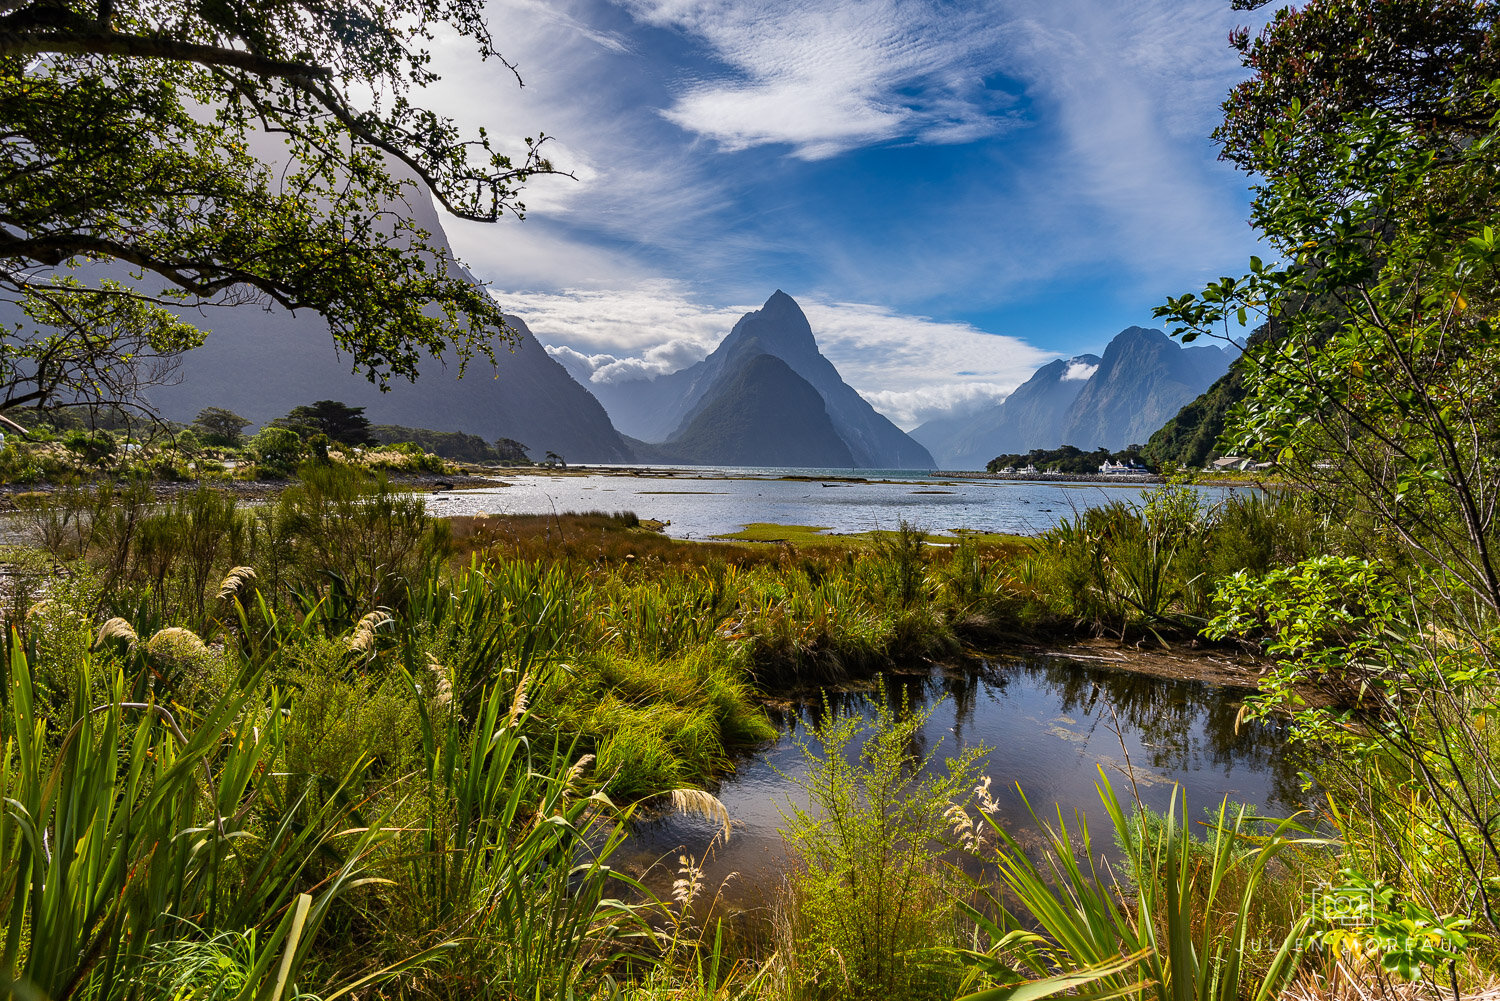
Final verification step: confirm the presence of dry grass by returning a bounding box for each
[1284,961,1500,1001]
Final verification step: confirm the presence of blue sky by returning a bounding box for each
[425,0,1271,428]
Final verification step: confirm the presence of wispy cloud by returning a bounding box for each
[1061,360,1098,381]
[616,0,1023,159]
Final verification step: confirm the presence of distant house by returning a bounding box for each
[1099,459,1148,475]
[1209,455,1253,472]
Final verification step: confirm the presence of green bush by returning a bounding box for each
[248,425,302,477]
[773,687,982,1001]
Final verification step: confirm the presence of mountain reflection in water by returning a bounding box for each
[619,655,1306,918]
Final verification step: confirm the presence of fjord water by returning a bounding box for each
[429,467,1232,539]
[623,657,1304,913]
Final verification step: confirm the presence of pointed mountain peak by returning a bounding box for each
[724,289,816,353]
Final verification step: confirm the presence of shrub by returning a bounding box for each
[772,686,982,1001]
[248,425,302,477]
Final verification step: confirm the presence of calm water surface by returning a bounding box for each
[620,656,1305,916]
[430,467,1236,539]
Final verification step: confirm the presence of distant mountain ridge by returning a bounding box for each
[585,291,934,469]
[911,326,1234,469]
[911,353,1102,470]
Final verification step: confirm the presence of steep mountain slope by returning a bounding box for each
[590,291,933,468]
[147,311,633,463]
[132,170,633,463]
[911,354,1101,469]
[653,353,854,467]
[1059,327,1234,450]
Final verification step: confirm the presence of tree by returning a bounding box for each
[273,400,374,446]
[191,407,251,448]
[0,0,557,417]
[1159,1,1500,954]
[1218,0,1500,178]
[493,437,530,463]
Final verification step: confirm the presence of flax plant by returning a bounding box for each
[0,638,390,1000]
[959,769,1320,1001]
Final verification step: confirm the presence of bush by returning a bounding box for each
[773,686,982,1001]
[248,425,302,477]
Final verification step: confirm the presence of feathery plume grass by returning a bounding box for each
[94,616,138,650]
[506,669,532,728]
[426,652,453,709]
[669,788,733,844]
[216,565,257,602]
[146,627,209,662]
[345,610,393,656]
[672,854,704,908]
[564,754,597,799]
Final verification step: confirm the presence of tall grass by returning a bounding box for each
[958,769,1320,1001]
[0,635,385,1000]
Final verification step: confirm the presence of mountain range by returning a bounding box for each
[912,326,1235,469]
[583,291,935,469]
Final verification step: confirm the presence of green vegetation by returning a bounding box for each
[370,425,535,465]
[984,444,1150,475]
[10,1,1500,998]
[0,0,554,422]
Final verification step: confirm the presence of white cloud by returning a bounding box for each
[501,285,1056,428]
[616,0,1022,159]
[1061,360,1098,381]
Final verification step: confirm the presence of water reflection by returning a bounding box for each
[620,656,1307,918]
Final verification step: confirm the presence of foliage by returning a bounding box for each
[0,276,205,416]
[0,0,557,418]
[248,426,303,477]
[1158,101,1500,616]
[1304,869,1482,982]
[957,770,1318,1001]
[773,688,983,1001]
[192,407,252,448]
[274,401,374,447]
[1217,0,1500,178]
[985,444,1150,475]
[0,641,386,1000]
[1024,482,1326,638]
[369,423,526,463]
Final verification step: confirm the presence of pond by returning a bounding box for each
[429,468,1239,540]
[617,655,1306,918]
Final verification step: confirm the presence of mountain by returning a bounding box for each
[910,327,1234,469]
[586,290,934,469]
[1143,324,1273,468]
[145,311,634,463]
[1059,326,1234,451]
[127,163,635,463]
[911,354,1102,470]
[649,353,854,467]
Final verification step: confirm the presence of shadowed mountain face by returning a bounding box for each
[651,353,854,467]
[911,354,1102,470]
[119,170,635,463]
[910,327,1233,469]
[145,311,633,463]
[584,291,934,469]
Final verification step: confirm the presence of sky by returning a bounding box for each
[423,0,1271,429]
